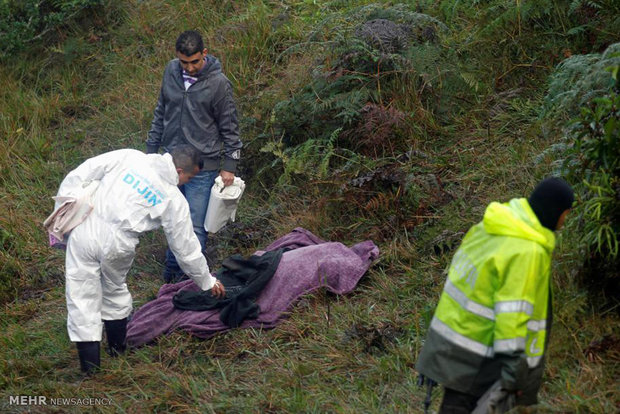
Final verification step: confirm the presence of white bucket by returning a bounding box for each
[204,176,245,233]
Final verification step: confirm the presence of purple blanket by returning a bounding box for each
[126,228,379,346]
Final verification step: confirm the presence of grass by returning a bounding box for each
[1,0,619,412]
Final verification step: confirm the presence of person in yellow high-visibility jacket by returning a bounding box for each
[416,177,574,413]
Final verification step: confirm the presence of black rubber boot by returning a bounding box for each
[104,318,127,357]
[76,341,100,374]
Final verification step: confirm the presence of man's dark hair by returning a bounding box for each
[175,30,204,56]
[171,144,202,172]
[528,177,574,230]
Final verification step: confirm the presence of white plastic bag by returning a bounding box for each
[204,176,245,233]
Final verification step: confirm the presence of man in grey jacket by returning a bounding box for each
[147,30,242,283]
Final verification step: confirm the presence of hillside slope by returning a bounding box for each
[1,1,618,412]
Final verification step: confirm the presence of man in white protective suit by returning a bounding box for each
[54,145,226,374]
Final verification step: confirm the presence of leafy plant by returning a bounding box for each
[429,0,619,93]
[564,63,619,300]
[261,127,343,184]
[543,43,620,121]
[342,103,407,156]
[257,3,463,187]
[571,84,620,175]
[580,174,619,260]
[0,0,104,58]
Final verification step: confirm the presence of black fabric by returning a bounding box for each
[76,341,100,374]
[104,318,127,357]
[173,248,285,327]
[528,177,574,230]
[497,352,528,392]
[439,388,479,414]
[418,374,437,414]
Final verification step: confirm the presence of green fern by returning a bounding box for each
[543,43,620,120]
[476,0,568,36]
[319,127,342,178]
[460,72,480,92]
[280,128,342,182]
[260,3,466,186]
[570,0,620,14]
[559,64,620,296]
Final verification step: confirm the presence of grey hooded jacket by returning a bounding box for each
[147,56,242,172]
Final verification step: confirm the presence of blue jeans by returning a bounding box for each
[164,169,218,280]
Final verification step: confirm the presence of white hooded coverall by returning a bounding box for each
[56,149,216,342]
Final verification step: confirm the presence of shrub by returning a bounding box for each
[543,43,620,121]
[0,0,103,58]
[256,3,465,186]
[563,62,619,304]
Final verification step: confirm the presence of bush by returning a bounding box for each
[256,3,464,186]
[543,43,620,120]
[564,62,619,304]
[0,0,103,58]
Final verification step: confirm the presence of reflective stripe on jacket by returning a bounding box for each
[416,198,554,398]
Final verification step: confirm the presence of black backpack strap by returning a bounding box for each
[417,374,437,414]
